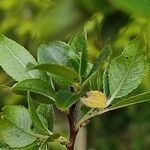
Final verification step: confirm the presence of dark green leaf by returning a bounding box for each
[27,92,51,135]
[37,104,55,132]
[31,64,80,83]
[46,133,60,143]
[0,141,10,149]
[81,46,111,91]
[0,34,40,81]
[12,79,55,104]
[69,32,88,79]
[55,90,80,111]
[103,65,110,98]
[37,41,76,87]
[87,45,111,79]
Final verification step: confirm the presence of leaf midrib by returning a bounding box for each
[1,40,35,78]
[14,87,55,100]
[4,116,36,138]
[110,47,139,99]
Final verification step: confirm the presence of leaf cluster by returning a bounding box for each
[0,33,149,149]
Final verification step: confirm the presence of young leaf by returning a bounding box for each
[0,34,40,81]
[27,92,51,135]
[31,64,80,83]
[0,106,36,148]
[55,90,80,111]
[69,32,88,79]
[108,37,146,100]
[110,91,150,110]
[81,46,111,91]
[12,79,55,104]
[103,65,110,98]
[87,45,111,79]
[37,104,55,132]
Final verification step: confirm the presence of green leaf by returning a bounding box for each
[52,75,72,88]
[87,45,111,79]
[81,46,111,92]
[0,140,38,150]
[31,64,80,83]
[0,106,36,148]
[27,92,51,135]
[37,104,55,132]
[111,0,150,18]
[103,65,110,98]
[46,134,60,142]
[14,142,39,150]
[55,90,80,111]
[12,79,55,104]
[110,92,150,110]
[37,42,76,87]
[0,34,40,81]
[69,32,88,79]
[0,141,10,149]
[108,36,146,99]
[38,41,74,66]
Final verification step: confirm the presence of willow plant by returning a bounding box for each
[0,32,149,150]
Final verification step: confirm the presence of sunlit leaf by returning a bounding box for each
[0,34,40,81]
[108,36,146,99]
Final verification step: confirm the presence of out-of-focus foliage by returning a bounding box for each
[0,0,150,150]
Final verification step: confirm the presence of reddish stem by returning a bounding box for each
[66,104,79,150]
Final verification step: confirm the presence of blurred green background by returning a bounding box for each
[0,0,150,149]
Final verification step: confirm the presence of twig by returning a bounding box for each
[66,104,79,150]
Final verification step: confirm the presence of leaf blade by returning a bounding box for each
[0,106,36,148]
[69,32,88,79]
[37,104,55,132]
[81,46,111,92]
[38,41,74,66]
[27,92,51,135]
[108,36,146,99]
[12,79,55,103]
[31,64,80,83]
[0,34,40,81]
[55,90,80,111]
[37,42,77,87]
[110,91,150,110]
[87,46,111,79]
